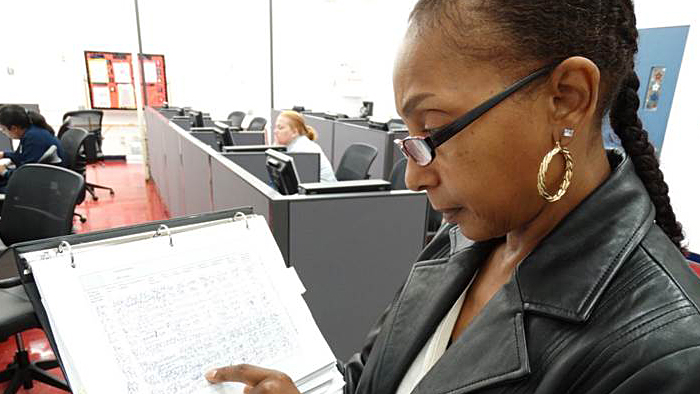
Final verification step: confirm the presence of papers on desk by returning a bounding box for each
[25,215,344,394]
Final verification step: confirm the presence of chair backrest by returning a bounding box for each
[0,164,85,246]
[59,127,89,172]
[335,143,378,181]
[63,110,104,162]
[62,110,103,134]
[227,111,246,128]
[247,117,267,131]
[38,145,62,165]
[389,157,408,190]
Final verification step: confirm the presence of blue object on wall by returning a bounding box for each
[603,25,689,154]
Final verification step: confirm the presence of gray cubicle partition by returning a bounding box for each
[146,107,428,360]
[231,132,266,146]
[221,152,320,184]
[303,115,335,165]
[333,121,407,180]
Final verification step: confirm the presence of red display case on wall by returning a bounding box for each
[84,51,137,110]
[139,53,169,107]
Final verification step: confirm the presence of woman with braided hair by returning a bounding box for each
[205,1,700,392]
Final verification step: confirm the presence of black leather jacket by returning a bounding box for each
[340,153,700,393]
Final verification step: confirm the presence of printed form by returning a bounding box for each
[27,216,343,394]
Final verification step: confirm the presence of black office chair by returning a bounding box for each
[227,111,246,128]
[247,117,267,131]
[335,143,378,181]
[0,164,83,393]
[59,127,113,202]
[389,157,408,190]
[62,110,114,199]
[59,128,91,223]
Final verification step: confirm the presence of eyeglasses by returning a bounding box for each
[394,63,557,166]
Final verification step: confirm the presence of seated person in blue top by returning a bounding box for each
[274,111,337,183]
[0,105,65,192]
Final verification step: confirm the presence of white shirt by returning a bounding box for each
[287,135,337,183]
[397,226,475,394]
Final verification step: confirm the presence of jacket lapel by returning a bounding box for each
[413,278,530,393]
[368,241,495,394]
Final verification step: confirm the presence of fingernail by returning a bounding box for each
[205,370,217,381]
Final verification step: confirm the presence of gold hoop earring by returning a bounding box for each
[537,142,573,202]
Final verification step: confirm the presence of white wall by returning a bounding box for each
[272,0,416,119]
[635,0,699,250]
[0,0,140,130]
[137,0,270,123]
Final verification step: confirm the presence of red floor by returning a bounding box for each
[0,161,169,393]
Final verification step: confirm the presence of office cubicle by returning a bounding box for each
[146,107,429,360]
[303,115,335,164]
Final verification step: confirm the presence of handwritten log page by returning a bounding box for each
[28,216,337,394]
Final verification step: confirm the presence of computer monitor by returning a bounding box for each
[265,149,300,195]
[193,111,205,128]
[190,128,223,151]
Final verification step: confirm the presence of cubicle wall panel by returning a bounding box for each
[305,116,335,165]
[333,123,389,180]
[211,158,272,222]
[163,121,185,217]
[180,136,215,215]
[145,109,172,212]
[288,193,428,360]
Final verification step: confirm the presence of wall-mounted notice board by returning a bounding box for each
[84,51,137,110]
[139,53,169,107]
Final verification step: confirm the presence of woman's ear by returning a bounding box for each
[545,57,600,145]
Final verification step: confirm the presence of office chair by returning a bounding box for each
[0,164,83,393]
[227,111,246,128]
[389,157,408,190]
[59,128,91,223]
[335,143,378,181]
[59,127,113,202]
[62,110,115,199]
[389,157,443,241]
[247,117,267,131]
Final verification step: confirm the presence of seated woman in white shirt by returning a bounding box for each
[274,111,337,183]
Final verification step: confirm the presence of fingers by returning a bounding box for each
[245,376,299,394]
[205,364,292,387]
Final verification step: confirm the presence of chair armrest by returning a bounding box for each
[0,276,21,288]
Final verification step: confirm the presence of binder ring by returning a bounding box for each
[154,224,174,247]
[233,212,249,230]
[58,241,75,268]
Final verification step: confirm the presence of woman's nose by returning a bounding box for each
[405,159,438,192]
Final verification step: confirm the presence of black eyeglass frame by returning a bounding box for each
[395,63,558,166]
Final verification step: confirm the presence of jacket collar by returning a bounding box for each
[362,151,656,394]
[516,151,655,322]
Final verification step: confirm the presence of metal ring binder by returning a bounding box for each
[58,241,75,268]
[233,211,249,229]
[154,224,174,247]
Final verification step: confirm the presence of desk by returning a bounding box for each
[147,107,428,360]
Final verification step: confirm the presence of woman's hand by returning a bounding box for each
[205,364,301,394]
